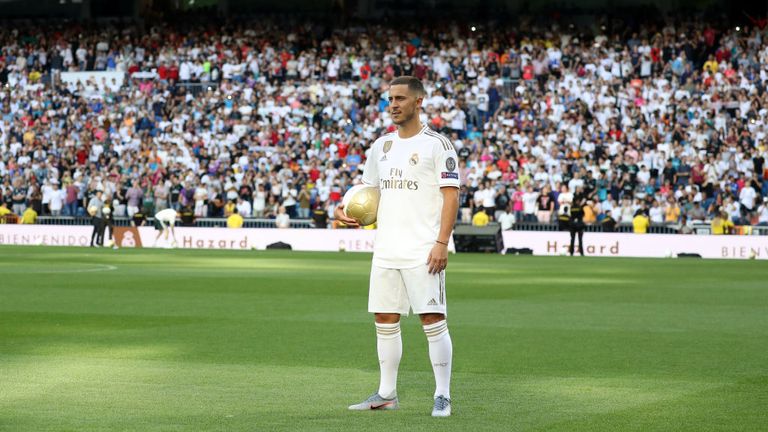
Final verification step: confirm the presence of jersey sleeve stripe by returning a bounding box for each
[425,129,455,151]
[425,130,451,151]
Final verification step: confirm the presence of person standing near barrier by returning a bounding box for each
[298,184,312,219]
[64,180,79,216]
[11,178,28,216]
[601,211,617,232]
[2,187,14,215]
[227,208,244,228]
[49,181,66,216]
[21,206,38,224]
[132,208,147,227]
[632,209,650,234]
[102,197,116,248]
[154,180,170,212]
[569,191,585,256]
[275,206,290,228]
[0,202,12,223]
[472,208,490,226]
[180,206,196,226]
[557,205,570,231]
[126,181,144,218]
[536,185,555,223]
[87,190,104,247]
[757,198,768,226]
[311,200,329,228]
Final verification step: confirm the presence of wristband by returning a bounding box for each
[435,240,448,246]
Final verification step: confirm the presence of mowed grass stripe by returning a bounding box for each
[1,245,766,431]
[0,354,724,431]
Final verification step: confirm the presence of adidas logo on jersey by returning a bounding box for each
[427,298,438,306]
[380,154,387,161]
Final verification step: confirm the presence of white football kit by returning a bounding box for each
[154,208,177,228]
[361,125,460,315]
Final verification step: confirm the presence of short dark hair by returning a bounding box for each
[390,76,426,97]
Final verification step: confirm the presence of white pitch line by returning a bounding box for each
[67,264,118,273]
[1,264,118,274]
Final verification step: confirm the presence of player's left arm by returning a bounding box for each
[427,137,461,274]
[428,186,459,274]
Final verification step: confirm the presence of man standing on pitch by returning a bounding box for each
[336,76,460,417]
[88,190,105,247]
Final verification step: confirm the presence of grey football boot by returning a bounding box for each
[348,392,399,410]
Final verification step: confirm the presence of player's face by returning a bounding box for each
[388,84,422,126]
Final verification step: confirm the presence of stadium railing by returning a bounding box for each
[508,222,680,234]
[690,223,768,236]
[460,222,768,236]
[33,216,313,229]
[20,216,768,235]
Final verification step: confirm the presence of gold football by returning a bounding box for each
[342,185,380,226]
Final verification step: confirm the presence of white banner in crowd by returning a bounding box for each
[60,71,125,91]
[502,231,768,260]
[0,224,765,260]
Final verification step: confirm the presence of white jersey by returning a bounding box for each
[362,125,460,269]
[155,208,177,225]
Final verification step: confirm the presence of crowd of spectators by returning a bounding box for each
[1,13,768,232]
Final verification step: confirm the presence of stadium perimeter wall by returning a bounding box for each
[0,225,765,260]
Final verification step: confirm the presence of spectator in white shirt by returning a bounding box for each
[757,198,768,226]
[557,184,573,216]
[497,205,516,230]
[275,206,290,228]
[48,182,66,216]
[236,197,252,218]
[648,200,664,224]
[739,183,757,212]
[522,184,540,222]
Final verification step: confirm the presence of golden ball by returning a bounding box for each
[342,185,380,226]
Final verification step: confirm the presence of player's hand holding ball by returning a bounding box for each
[334,204,360,228]
[335,185,380,228]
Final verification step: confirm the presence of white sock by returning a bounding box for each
[376,322,402,399]
[423,320,452,399]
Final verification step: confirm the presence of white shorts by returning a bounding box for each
[368,264,447,316]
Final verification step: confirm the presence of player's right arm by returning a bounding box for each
[334,138,382,227]
[359,138,381,188]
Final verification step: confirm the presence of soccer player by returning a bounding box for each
[153,207,179,247]
[335,76,459,417]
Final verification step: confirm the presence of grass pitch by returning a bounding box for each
[0,246,766,431]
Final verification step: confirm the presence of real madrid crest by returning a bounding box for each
[409,153,419,166]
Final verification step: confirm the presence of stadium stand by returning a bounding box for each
[1,13,767,233]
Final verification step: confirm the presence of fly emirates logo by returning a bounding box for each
[380,168,419,191]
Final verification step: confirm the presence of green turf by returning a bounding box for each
[0,246,766,431]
